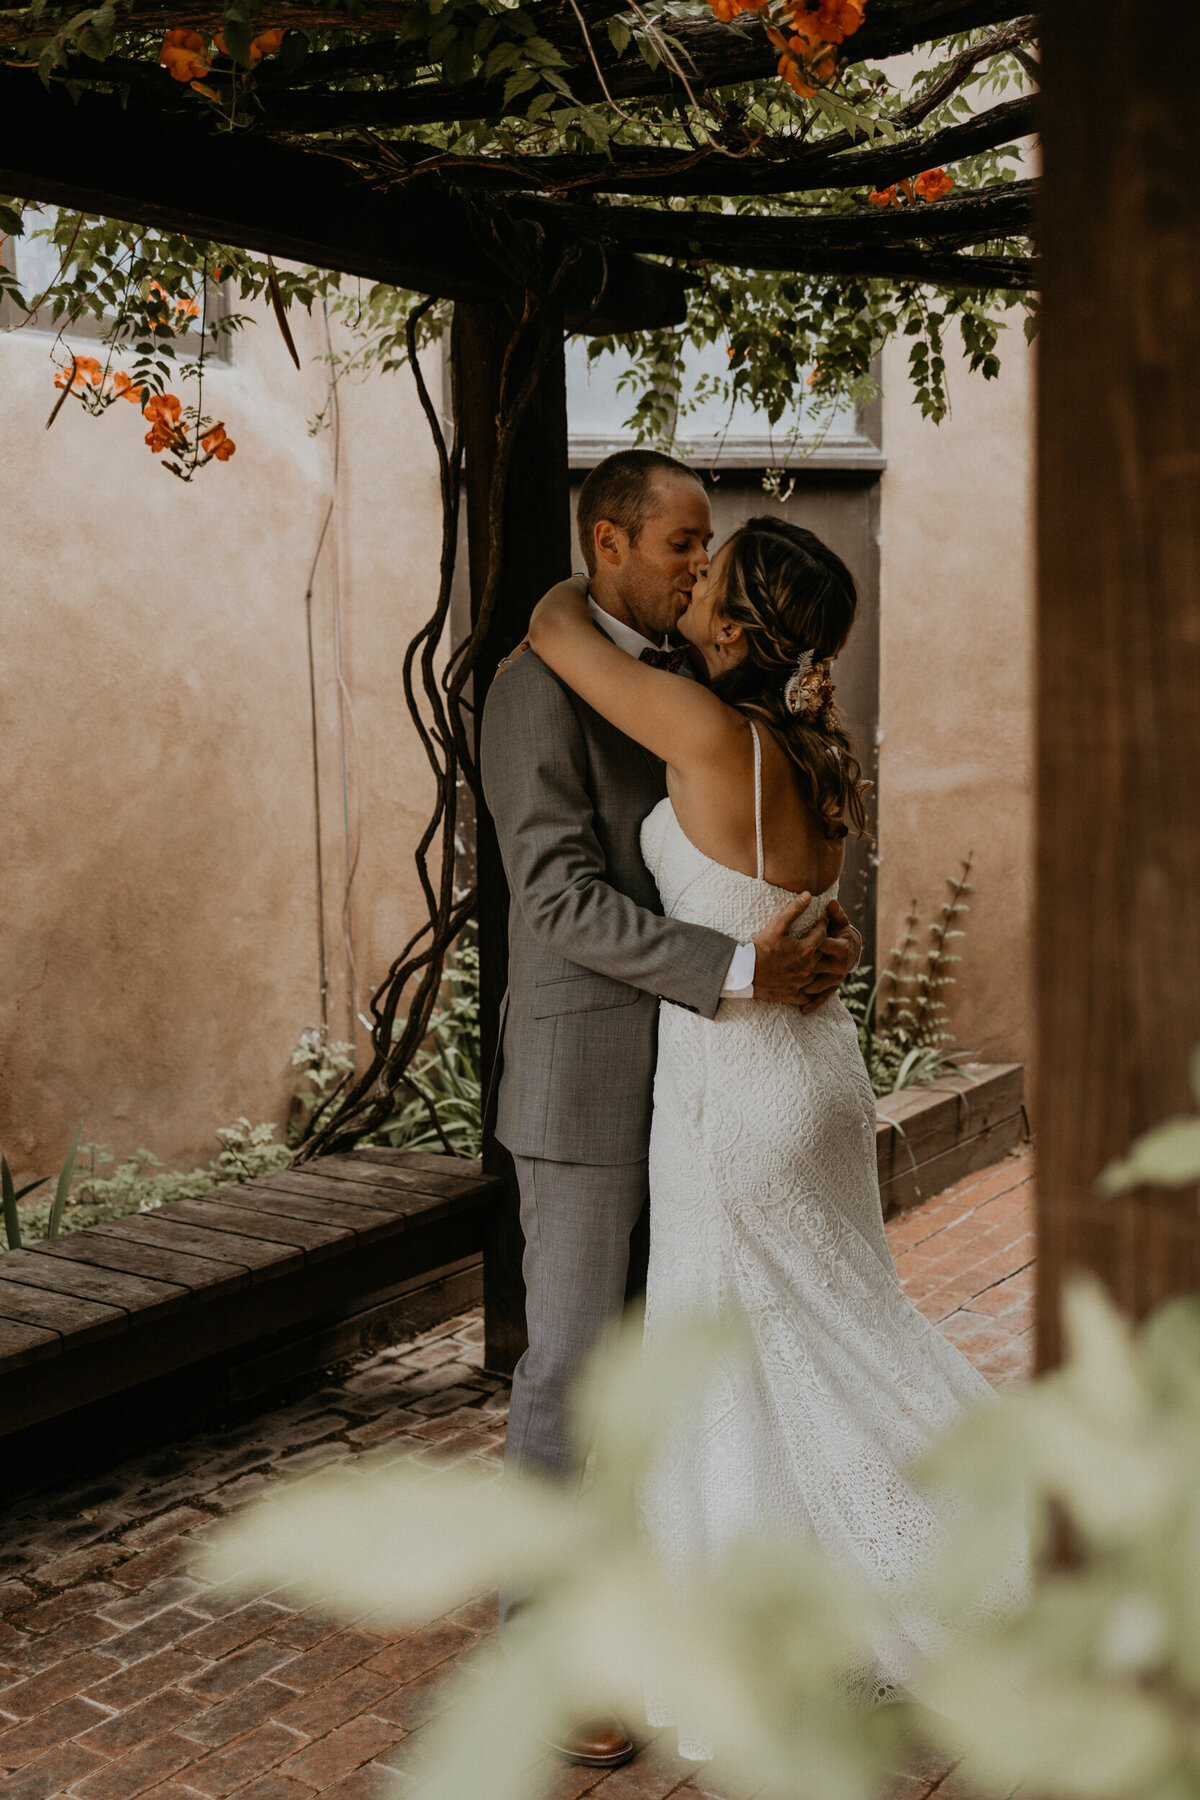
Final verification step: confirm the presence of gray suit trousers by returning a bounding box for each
[505,1153,649,1482]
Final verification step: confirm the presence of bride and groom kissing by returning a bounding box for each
[479,449,995,1770]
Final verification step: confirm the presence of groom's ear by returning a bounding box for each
[593,518,625,568]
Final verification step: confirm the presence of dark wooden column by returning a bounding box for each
[452,297,573,1375]
[1036,3,1200,1363]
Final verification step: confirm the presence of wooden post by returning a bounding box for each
[1036,3,1200,1364]
[452,297,573,1375]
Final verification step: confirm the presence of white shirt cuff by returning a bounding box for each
[722,942,756,999]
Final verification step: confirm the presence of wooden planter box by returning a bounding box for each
[875,1061,1025,1217]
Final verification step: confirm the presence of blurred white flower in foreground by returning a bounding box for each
[197,1277,1200,1800]
[197,1311,906,1800]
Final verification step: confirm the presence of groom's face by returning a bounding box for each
[616,474,712,639]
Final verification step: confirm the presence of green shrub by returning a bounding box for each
[367,933,482,1159]
[3,1118,292,1250]
[843,857,975,1096]
[287,1027,355,1147]
[1,1125,81,1248]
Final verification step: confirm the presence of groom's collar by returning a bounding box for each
[586,591,670,658]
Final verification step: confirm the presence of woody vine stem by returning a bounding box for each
[297,259,575,1160]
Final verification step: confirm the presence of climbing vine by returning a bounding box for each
[0,0,1039,1141]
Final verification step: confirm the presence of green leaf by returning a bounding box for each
[440,33,475,86]
[636,32,659,70]
[47,1124,82,1240]
[502,67,539,108]
[606,15,631,55]
[219,14,254,65]
[0,202,24,237]
[277,29,309,74]
[522,34,564,65]
[74,27,109,60]
[1,1156,23,1250]
[483,41,519,77]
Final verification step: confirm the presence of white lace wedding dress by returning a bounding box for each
[638,725,1000,1757]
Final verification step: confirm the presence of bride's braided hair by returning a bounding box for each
[711,515,869,842]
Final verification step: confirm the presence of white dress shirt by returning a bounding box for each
[587,593,756,998]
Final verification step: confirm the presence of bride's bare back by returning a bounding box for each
[665,709,844,898]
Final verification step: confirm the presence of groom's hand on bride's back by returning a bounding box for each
[750,894,823,1004]
[800,899,861,1014]
[751,896,861,1010]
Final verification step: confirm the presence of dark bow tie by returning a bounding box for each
[640,644,691,674]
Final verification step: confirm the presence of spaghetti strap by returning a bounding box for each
[749,721,764,882]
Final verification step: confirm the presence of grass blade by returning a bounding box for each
[1,1155,23,1250]
[47,1124,82,1240]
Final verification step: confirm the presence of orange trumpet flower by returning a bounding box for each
[142,393,183,426]
[914,167,955,202]
[107,371,145,403]
[160,28,211,81]
[214,26,285,66]
[144,420,178,454]
[805,0,863,42]
[53,354,103,390]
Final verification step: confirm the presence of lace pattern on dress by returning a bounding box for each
[635,777,1023,1762]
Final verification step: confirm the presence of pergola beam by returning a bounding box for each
[345,94,1034,200]
[0,0,632,42]
[0,70,688,330]
[515,178,1037,285]
[254,0,1030,131]
[0,68,1034,301]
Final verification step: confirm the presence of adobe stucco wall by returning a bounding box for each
[3,285,1036,1181]
[877,320,1035,1069]
[1,300,444,1178]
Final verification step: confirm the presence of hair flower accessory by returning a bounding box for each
[783,650,835,721]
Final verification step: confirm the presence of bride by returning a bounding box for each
[527,516,999,1748]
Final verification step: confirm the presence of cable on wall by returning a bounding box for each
[322,295,362,1041]
[302,467,334,1036]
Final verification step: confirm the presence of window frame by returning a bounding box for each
[0,230,230,364]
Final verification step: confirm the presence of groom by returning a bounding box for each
[479,449,860,1765]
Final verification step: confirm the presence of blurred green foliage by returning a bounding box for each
[202,1061,1200,1800]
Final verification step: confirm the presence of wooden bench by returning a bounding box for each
[0,1072,1025,1498]
[0,1149,506,1498]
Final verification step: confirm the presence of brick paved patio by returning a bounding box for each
[0,1146,1034,1800]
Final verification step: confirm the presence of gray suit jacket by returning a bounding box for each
[480,650,737,1166]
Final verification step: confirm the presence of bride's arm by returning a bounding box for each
[529,581,736,768]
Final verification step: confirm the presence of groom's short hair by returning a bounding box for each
[576,449,704,575]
